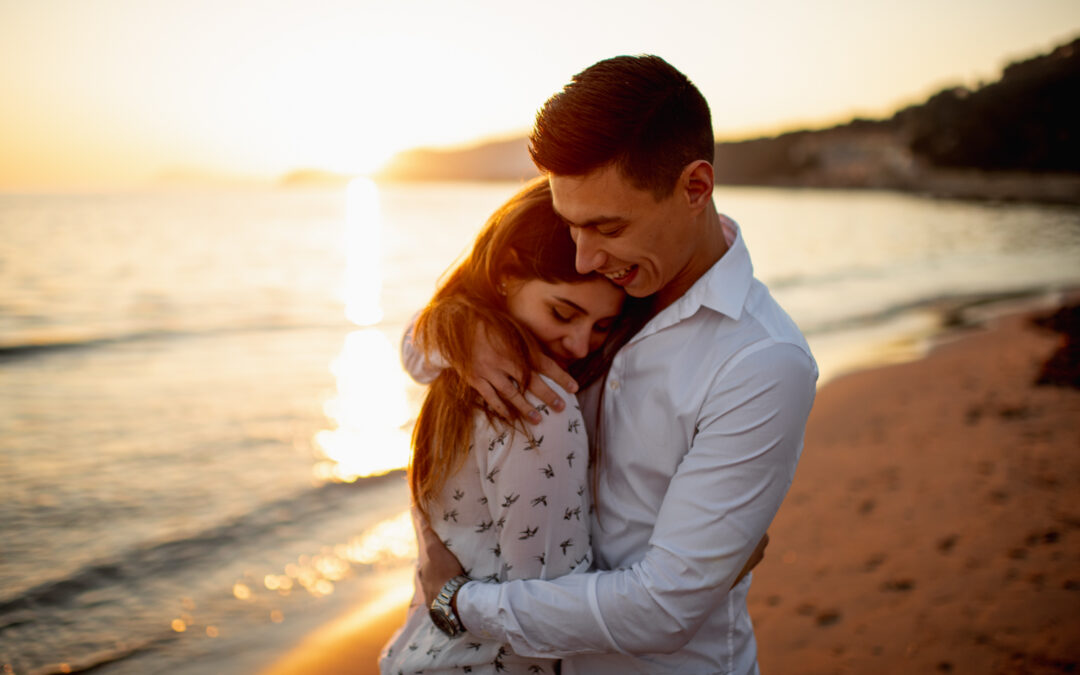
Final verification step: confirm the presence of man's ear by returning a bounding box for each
[681,160,714,213]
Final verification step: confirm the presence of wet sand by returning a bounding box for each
[264,303,1080,674]
[750,303,1080,673]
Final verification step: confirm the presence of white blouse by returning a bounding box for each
[379,377,593,675]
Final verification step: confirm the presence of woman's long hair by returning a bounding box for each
[410,178,621,516]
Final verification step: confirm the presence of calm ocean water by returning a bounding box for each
[2,183,1079,674]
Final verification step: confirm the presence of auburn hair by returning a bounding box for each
[409,178,611,516]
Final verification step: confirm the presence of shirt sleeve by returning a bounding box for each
[457,343,817,657]
[472,380,593,584]
[400,311,447,384]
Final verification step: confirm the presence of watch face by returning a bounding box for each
[429,607,455,636]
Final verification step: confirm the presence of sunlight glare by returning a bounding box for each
[316,177,413,479]
[314,329,413,480]
[343,177,383,326]
[343,510,417,566]
[240,511,416,604]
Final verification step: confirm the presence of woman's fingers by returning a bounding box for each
[416,514,466,606]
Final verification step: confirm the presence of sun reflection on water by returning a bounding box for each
[314,177,413,481]
[314,329,413,480]
[233,509,415,605]
[343,177,384,326]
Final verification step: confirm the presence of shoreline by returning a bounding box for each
[261,297,1080,674]
[258,573,413,675]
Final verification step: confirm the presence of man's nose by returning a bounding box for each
[574,231,605,274]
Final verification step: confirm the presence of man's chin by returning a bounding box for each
[623,277,656,298]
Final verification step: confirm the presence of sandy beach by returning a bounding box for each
[264,301,1080,674]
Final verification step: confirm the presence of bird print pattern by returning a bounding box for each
[379,377,591,674]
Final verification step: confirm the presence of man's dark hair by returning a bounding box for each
[529,55,714,199]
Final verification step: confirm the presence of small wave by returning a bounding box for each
[765,269,862,291]
[0,321,353,362]
[798,286,1060,337]
[26,635,172,675]
[0,472,404,618]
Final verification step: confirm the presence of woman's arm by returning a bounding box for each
[474,379,593,582]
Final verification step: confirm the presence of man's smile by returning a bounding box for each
[605,264,638,285]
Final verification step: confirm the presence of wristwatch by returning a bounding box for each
[429,575,469,637]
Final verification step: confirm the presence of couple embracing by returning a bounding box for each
[381,54,817,675]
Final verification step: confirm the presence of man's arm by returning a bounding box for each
[457,343,816,657]
[400,314,445,385]
[400,313,578,421]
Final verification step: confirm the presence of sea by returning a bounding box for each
[2,181,1079,674]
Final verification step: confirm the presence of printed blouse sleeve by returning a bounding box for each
[473,378,592,583]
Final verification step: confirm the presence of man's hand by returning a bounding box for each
[417,511,466,606]
[464,322,578,424]
[731,532,769,588]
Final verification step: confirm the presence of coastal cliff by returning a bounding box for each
[375,37,1080,205]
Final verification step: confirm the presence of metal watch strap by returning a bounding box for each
[429,574,469,637]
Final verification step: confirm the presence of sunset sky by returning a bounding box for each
[1,0,1078,190]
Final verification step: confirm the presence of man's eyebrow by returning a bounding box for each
[559,214,623,229]
[553,296,587,314]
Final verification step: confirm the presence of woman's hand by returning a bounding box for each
[731,532,769,588]
[465,322,578,424]
[417,512,466,606]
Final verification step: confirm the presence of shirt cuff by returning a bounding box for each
[457,580,503,641]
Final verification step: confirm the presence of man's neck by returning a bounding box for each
[653,206,729,314]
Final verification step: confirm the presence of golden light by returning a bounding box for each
[343,177,383,327]
[342,510,417,566]
[235,512,417,606]
[314,329,413,480]
[232,582,253,601]
[314,178,413,480]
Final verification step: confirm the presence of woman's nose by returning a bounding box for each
[564,326,590,359]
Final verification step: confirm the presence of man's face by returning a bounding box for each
[549,164,697,304]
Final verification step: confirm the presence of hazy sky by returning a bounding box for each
[2,0,1078,190]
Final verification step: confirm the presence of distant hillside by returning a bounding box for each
[902,38,1079,172]
[376,137,539,182]
[277,168,355,188]
[374,37,1080,204]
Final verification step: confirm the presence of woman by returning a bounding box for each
[379,178,625,675]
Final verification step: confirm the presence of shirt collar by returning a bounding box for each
[629,215,753,345]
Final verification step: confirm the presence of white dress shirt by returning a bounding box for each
[404,218,817,674]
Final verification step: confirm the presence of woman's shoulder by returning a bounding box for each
[470,375,585,455]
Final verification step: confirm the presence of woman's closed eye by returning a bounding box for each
[550,307,574,323]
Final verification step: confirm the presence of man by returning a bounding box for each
[405,54,817,674]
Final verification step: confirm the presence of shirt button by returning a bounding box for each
[609,379,620,391]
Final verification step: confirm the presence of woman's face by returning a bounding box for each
[504,277,624,368]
